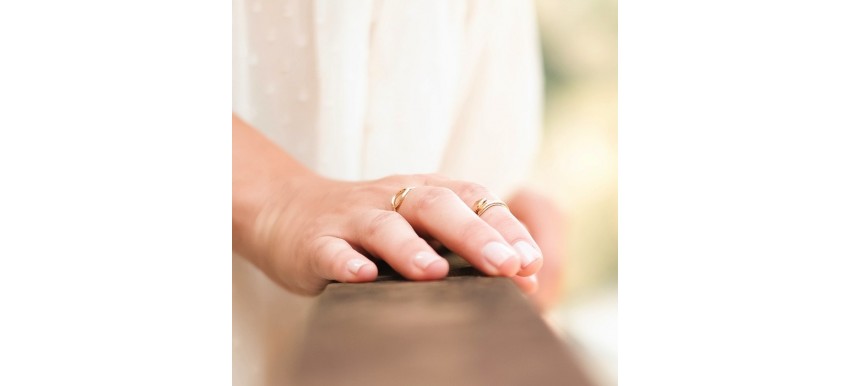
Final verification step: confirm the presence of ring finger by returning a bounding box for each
[436,180,544,276]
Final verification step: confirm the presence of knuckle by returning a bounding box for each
[489,210,520,231]
[416,187,455,212]
[304,215,329,235]
[458,182,490,201]
[379,174,403,182]
[292,238,332,290]
[350,183,384,200]
[456,219,489,244]
[422,173,448,184]
[382,174,419,186]
[362,210,401,237]
[305,238,330,271]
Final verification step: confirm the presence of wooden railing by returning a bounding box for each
[289,254,596,386]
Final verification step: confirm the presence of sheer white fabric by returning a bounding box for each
[233,1,542,384]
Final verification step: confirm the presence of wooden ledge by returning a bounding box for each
[289,255,595,386]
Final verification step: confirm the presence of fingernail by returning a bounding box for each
[513,241,542,268]
[413,252,442,270]
[347,260,367,275]
[482,242,518,268]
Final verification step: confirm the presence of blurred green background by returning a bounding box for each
[533,0,618,299]
[533,1,617,382]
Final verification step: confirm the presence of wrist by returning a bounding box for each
[233,167,324,262]
[232,113,324,262]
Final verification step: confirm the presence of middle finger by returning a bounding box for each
[396,186,521,276]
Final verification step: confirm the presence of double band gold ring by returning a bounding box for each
[472,198,508,216]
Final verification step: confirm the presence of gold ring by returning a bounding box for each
[391,187,416,212]
[472,198,508,216]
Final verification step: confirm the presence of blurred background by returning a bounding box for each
[532,0,617,384]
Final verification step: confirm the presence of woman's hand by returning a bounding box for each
[233,115,544,296]
[236,173,545,295]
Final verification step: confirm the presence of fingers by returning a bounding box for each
[304,177,541,292]
[436,180,544,276]
[479,207,543,276]
[511,274,539,294]
[353,210,449,280]
[396,187,522,276]
[308,236,378,288]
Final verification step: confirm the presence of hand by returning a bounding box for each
[232,115,544,296]
[236,173,545,296]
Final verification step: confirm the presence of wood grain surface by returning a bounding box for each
[288,255,595,386]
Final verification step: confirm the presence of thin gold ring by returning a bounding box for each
[472,198,508,216]
[391,187,416,212]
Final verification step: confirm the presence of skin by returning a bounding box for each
[233,114,560,301]
[508,189,567,310]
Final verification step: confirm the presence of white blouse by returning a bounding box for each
[233,0,542,384]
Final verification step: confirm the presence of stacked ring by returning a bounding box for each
[472,198,508,216]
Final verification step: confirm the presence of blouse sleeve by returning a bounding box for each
[438,0,543,198]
